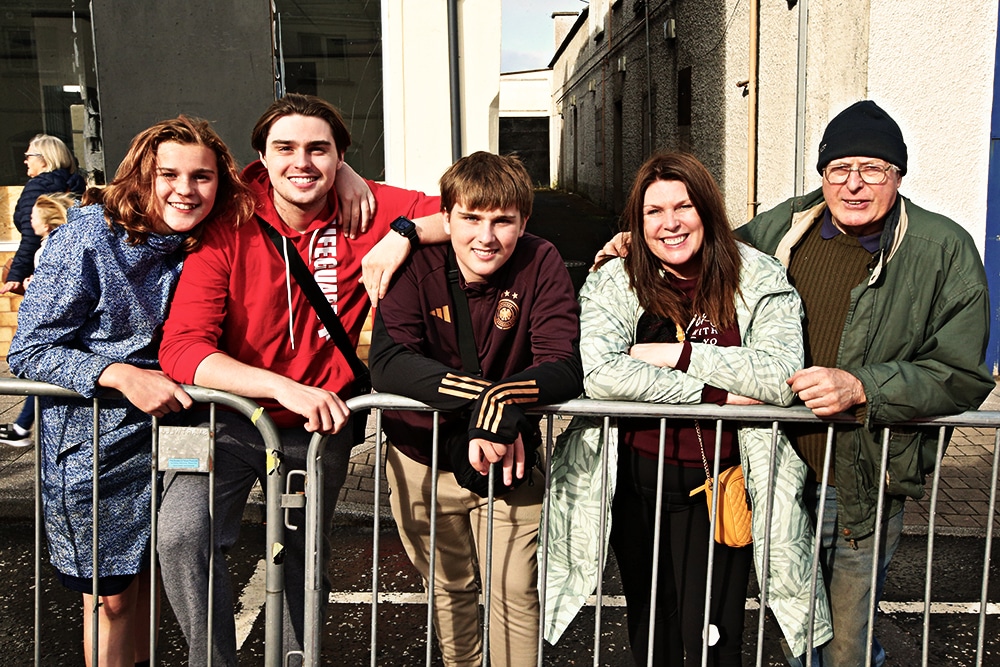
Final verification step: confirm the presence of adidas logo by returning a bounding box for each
[431,305,452,323]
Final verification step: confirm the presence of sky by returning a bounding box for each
[501,0,588,72]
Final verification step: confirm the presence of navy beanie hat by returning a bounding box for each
[816,100,907,176]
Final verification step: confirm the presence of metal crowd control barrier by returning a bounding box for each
[297,393,1000,667]
[0,378,287,667]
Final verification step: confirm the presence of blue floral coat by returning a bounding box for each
[8,204,185,579]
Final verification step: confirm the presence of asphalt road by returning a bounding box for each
[3,520,1000,666]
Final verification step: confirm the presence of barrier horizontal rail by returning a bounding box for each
[346,392,1000,427]
[0,378,288,667]
[311,393,1000,667]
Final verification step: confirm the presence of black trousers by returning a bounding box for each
[609,447,752,667]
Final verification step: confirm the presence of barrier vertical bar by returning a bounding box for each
[33,396,42,667]
[483,465,496,665]
[303,428,328,664]
[370,409,385,667]
[805,425,836,667]
[426,414,441,666]
[864,428,892,667]
[150,416,159,667]
[644,418,668,667]
[699,420,724,667]
[536,415,554,666]
[920,427,948,666]
[593,416,612,666]
[264,410,287,667]
[753,423,782,667]
[975,427,1000,667]
[90,398,100,667]
[207,403,216,666]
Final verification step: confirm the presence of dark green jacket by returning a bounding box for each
[737,188,994,541]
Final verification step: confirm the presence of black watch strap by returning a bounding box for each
[390,216,419,247]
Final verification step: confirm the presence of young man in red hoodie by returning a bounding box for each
[157,93,444,665]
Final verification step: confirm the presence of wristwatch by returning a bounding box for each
[390,216,419,247]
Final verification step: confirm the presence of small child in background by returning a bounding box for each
[0,192,76,448]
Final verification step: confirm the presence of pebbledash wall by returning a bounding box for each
[549,0,999,369]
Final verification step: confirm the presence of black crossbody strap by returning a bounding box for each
[256,217,369,382]
[446,247,482,376]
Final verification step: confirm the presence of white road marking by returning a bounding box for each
[235,558,268,648]
[234,582,1000,650]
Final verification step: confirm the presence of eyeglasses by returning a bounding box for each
[823,163,898,186]
[23,153,42,159]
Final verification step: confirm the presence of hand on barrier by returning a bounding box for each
[273,379,350,434]
[98,364,193,418]
[788,365,866,417]
[469,433,525,487]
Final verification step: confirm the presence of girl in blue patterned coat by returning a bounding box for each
[8,116,254,667]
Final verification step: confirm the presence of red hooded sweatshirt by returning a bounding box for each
[159,160,441,427]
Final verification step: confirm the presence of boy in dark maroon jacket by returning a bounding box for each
[369,152,582,666]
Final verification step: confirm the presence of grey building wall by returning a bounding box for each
[92,0,275,173]
[499,117,550,186]
[552,0,731,216]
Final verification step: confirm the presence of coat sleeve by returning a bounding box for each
[851,238,994,423]
[579,260,705,404]
[158,227,233,383]
[8,178,48,283]
[7,225,110,396]
[369,306,492,413]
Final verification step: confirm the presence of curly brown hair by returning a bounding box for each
[90,115,254,252]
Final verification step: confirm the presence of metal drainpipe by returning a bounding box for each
[793,0,809,195]
[448,0,462,161]
[644,0,653,155]
[746,0,759,220]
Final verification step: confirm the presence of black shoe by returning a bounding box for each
[0,423,31,448]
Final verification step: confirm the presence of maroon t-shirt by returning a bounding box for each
[621,276,741,466]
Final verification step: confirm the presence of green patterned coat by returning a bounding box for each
[542,245,833,656]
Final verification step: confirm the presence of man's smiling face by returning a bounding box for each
[261,114,343,229]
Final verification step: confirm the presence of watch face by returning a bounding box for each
[392,217,416,238]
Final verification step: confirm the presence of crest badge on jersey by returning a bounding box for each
[494,291,520,330]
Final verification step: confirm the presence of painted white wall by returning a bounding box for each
[500,69,552,116]
[868,0,997,255]
[753,0,997,254]
[382,0,501,194]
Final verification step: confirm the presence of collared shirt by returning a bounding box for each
[820,208,882,253]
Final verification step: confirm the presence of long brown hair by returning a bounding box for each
[622,152,742,329]
[92,115,254,252]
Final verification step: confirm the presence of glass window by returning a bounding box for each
[274,1,385,181]
[0,1,100,244]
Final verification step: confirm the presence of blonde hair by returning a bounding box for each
[28,134,77,174]
[32,193,76,234]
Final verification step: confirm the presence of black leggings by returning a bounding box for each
[610,448,752,667]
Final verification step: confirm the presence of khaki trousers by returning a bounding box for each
[386,443,543,667]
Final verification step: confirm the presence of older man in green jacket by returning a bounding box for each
[736,100,994,666]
